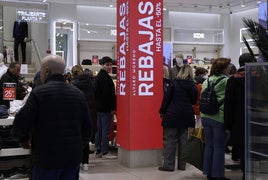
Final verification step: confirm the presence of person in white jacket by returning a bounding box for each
[0,53,8,79]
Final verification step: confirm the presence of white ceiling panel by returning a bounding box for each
[0,0,263,14]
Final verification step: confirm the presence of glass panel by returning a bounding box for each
[245,63,268,180]
[55,21,73,63]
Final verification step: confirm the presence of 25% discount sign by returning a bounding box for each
[3,83,17,100]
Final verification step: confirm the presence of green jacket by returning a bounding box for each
[200,75,228,123]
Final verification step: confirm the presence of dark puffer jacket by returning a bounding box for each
[95,69,116,112]
[159,78,198,129]
[12,74,91,169]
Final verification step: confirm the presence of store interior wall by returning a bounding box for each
[1,2,259,69]
[229,8,258,67]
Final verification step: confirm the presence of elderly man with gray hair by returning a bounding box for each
[12,55,92,180]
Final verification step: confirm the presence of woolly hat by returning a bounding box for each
[175,57,183,67]
[239,53,254,67]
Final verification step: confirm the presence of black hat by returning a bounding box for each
[100,56,113,65]
[239,53,254,67]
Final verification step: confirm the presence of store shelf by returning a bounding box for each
[0,148,30,157]
[0,116,14,126]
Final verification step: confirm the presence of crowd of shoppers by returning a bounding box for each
[159,54,253,180]
[0,52,254,180]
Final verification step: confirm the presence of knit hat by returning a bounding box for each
[239,53,254,67]
[175,57,183,67]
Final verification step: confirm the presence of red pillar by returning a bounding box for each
[116,0,163,167]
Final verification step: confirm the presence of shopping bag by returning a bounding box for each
[181,126,205,171]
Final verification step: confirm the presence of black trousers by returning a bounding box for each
[82,143,89,164]
[14,38,26,63]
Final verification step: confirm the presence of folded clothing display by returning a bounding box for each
[0,125,20,149]
[0,166,30,179]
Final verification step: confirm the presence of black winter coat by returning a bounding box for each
[0,70,27,108]
[12,74,91,169]
[71,74,95,111]
[159,78,198,129]
[95,69,116,112]
[224,68,245,145]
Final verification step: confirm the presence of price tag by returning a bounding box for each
[3,83,16,100]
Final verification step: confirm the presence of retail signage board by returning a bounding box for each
[20,64,28,75]
[117,0,163,150]
[3,83,16,100]
[92,55,99,64]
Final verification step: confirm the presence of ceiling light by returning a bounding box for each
[109,4,113,8]
[241,0,245,7]
[257,1,261,4]
[163,8,167,11]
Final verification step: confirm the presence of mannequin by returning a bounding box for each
[13,19,28,64]
[0,53,8,79]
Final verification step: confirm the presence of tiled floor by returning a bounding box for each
[79,149,243,180]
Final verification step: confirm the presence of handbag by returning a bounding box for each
[181,125,205,171]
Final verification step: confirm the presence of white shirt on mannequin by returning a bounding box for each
[0,53,8,79]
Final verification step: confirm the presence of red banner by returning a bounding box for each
[117,0,163,150]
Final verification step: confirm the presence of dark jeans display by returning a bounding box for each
[202,117,228,178]
[14,38,26,63]
[95,112,112,154]
[32,164,80,180]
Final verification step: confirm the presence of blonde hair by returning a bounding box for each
[71,65,84,77]
[177,64,194,80]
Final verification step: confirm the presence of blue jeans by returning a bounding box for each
[202,117,228,178]
[32,164,80,180]
[95,112,112,154]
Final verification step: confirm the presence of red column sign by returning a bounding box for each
[117,0,163,150]
[3,83,17,100]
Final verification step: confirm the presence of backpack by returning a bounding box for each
[199,77,225,115]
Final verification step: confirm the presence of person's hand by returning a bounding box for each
[23,37,27,42]
[20,140,31,149]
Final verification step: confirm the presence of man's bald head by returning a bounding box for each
[40,55,66,83]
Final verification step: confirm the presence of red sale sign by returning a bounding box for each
[3,83,16,100]
[117,0,163,150]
